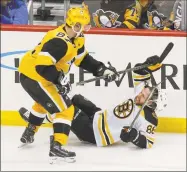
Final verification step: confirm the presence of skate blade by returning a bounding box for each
[49,156,76,164]
[18,142,30,148]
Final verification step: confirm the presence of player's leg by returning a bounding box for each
[20,73,76,162]
[19,74,48,144]
[70,94,102,144]
[20,102,48,144]
[18,93,100,146]
[18,106,96,145]
[71,106,96,144]
[72,94,101,118]
[18,107,52,124]
[36,82,76,163]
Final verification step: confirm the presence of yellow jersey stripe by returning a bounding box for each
[147,136,155,143]
[104,111,114,144]
[148,141,153,148]
[98,115,107,146]
[133,73,151,79]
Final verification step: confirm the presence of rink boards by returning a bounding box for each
[1,25,186,133]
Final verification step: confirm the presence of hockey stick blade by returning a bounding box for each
[160,42,174,63]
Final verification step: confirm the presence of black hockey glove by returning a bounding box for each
[144,55,162,72]
[144,55,160,65]
[96,62,119,82]
[120,127,139,143]
[56,72,72,95]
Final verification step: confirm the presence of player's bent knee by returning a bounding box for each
[55,105,75,121]
[32,102,48,114]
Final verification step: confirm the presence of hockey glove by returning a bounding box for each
[97,62,119,82]
[144,55,162,72]
[120,127,139,143]
[56,72,72,95]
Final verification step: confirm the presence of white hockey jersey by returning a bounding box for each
[93,71,158,148]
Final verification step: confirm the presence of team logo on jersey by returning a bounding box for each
[145,10,168,29]
[113,99,133,119]
[93,9,121,28]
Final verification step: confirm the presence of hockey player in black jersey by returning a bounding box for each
[19,55,167,149]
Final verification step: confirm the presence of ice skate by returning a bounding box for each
[19,123,36,148]
[49,141,76,164]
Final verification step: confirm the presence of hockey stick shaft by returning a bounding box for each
[76,42,174,86]
[129,43,174,128]
[129,76,169,130]
[76,63,150,86]
[159,42,174,63]
[129,86,157,130]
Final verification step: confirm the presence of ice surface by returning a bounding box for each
[1,126,186,171]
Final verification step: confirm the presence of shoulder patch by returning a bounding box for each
[143,106,158,126]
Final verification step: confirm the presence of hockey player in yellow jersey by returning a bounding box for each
[121,0,156,29]
[94,0,156,29]
[19,55,167,149]
[121,0,177,30]
[94,0,176,30]
[18,3,118,163]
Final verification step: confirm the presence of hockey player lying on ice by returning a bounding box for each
[19,55,167,149]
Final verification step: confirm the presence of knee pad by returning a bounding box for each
[55,105,75,121]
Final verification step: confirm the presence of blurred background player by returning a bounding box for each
[93,0,156,29]
[93,0,177,30]
[19,55,167,149]
[0,0,28,25]
[18,3,118,163]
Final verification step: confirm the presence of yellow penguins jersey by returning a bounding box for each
[18,24,88,83]
[122,1,143,29]
[93,70,158,148]
[95,0,156,29]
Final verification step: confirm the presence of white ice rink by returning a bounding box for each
[1,126,186,171]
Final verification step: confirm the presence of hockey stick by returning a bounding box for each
[128,43,174,130]
[129,87,157,131]
[76,63,150,86]
[76,42,174,86]
[159,42,174,63]
[129,78,168,130]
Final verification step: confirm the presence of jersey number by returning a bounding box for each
[146,125,155,134]
[131,8,136,16]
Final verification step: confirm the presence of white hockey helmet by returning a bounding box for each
[146,86,167,112]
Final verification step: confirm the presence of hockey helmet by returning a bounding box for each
[66,2,91,32]
[145,86,167,112]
